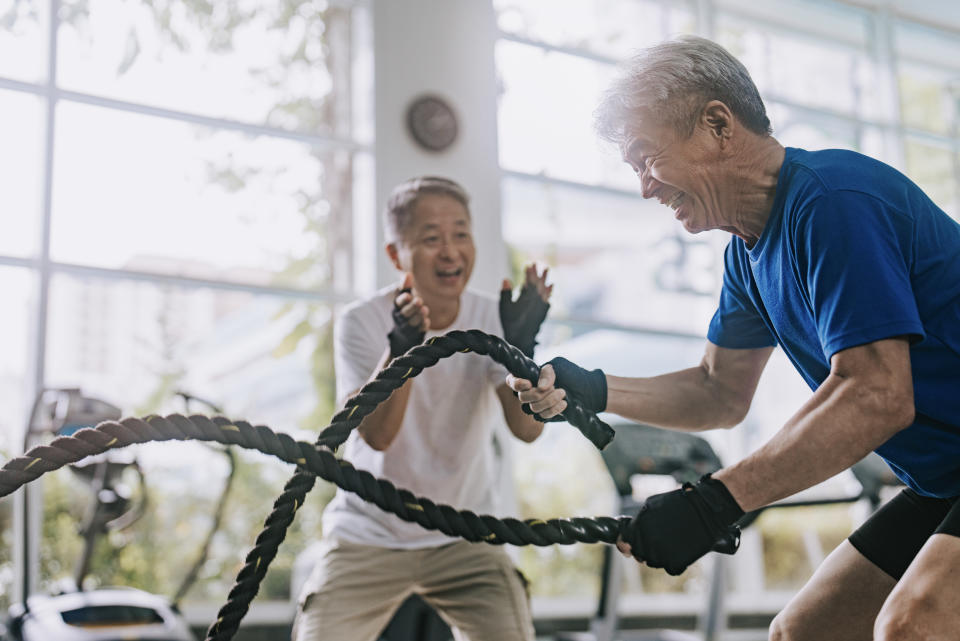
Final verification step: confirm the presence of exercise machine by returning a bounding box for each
[559,421,901,641]
[4,388,234,641]
[558,423,726,641]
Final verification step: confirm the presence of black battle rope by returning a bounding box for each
[0,330,618,640]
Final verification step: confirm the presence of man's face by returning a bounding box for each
[621,115,729,234]
[390,193,475,301]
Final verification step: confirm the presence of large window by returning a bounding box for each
[1,0,372,611]
[494,0,960,624]
[896,22,960,218]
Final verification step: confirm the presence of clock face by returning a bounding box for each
[406,95,459,152]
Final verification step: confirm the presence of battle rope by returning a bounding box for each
[0,330,619,640]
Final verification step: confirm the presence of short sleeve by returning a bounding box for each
[333,304,386,405]
[708,242,777,349]
[795,190,924,359]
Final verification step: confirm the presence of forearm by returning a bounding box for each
[714,373,914,511]
[606,366,747,431]
[497,384,544,442]
[356,348,412,450]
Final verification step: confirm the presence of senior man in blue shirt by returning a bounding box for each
[510,36,960,641]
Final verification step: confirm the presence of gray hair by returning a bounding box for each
[384,176,471,244]
[595,35,771,146]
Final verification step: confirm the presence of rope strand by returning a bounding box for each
[0,330,619,641]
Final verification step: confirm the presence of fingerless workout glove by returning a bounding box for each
[621,474,744,576]
[545,356,607,413]
[387,288,425,358]
[499,285,550,358]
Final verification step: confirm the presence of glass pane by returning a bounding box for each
[45,273,335,430]
[0,496,8,611]
[56,0,360,136]
[718,18,877,119]
[0,89,44,258]
[742,350,861,595]
[496,40,638,191]
[36,434,334,601]
[897,64,958,136]
[39,273,337,600]
[749,347,863,593]
[52,101,357,292]
[905,139,957,219]
[494,0,695,60]
[769,103,858,151]
[0,266,32,612]
[718,0,869,45]
[515,326,722,601]
[350,4,374,146]
[0,267,33,455]
[895,21,960,75]
[0,0,47,82]
[502,176,726,336]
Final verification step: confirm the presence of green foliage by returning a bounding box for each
[899,72,950,134]
[904,139,956,213]
[757,504,853,590]
[32,448,336,602]
[513,430,612,599]
[0,493,13,612]
[39,470,87,592]
[8,0,347,606]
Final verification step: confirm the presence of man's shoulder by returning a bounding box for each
[337,287,395,338]
[784,147,904,199]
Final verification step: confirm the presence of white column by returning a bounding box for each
[371,0,506,294]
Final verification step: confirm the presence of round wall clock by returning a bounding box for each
[406,94,459,152]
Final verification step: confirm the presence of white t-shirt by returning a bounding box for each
[322,285,513,548]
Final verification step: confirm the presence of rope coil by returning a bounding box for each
[0,330,620,641]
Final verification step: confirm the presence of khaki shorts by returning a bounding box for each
[292,539,534,641]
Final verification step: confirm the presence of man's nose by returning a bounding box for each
[438,238,455,257]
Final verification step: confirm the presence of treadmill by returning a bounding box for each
[559,421,901,641]
[559,422,726,641]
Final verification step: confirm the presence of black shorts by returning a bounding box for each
[848,488,960,580]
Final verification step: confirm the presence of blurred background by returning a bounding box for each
[1,0,958,639]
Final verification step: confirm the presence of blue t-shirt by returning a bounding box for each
[707,147,960,497]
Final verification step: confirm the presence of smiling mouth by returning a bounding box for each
[436,268,463,279]
[665,192,685,211]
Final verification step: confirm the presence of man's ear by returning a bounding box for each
[385,242,403,271]
[701,100,734,145]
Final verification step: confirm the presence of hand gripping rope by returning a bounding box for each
[0,330,625,641]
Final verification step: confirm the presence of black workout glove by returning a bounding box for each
[620,474,744,576]
[499,284,550,359]
[522,356,607,418]
[387,288,425,358]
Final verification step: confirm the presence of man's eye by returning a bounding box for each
[423,236,439,243]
